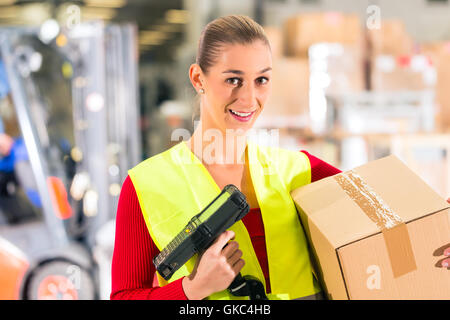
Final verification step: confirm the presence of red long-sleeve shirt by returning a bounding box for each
[110,150,341,300]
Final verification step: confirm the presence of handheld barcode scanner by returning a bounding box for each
[153,184,268,300]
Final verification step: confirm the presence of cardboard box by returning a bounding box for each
[367,20,414,57]
[370,54,436,91]
[291,155,450,299]
[284,13,363,58]
[264,26,283,58]
[309,43,365,94]
[420,42,450,131]
[387,134,450,200]
[258,57,310,127]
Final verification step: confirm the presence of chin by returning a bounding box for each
[224,121,256,136]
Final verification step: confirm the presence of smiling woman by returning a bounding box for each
[190,16,273,135]
[186,16,275,170]
[111,14,343,301]
[189,40,272,148]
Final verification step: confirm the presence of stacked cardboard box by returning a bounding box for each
[367,20,428,92]
[263,26,283,58]
[363,134,450,199]
[367,20,414,57]
[421,42,450,131]
[309,43,366,95]
[284,12,363,58]
[259,57,310,126]
[291,155,450,299]
[370,54,436,91]
[258,25,310,128]
[388,133,450,200]
[261,13,367,130]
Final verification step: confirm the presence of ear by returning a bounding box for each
[189,63,204,93]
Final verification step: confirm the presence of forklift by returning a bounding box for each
[0,21,141,300]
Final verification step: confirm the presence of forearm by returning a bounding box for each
[111,278,187,300]
[110,176,188,300]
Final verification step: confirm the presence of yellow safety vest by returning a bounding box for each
[128,140,321,300]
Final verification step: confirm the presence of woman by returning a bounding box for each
[110,15,450,300]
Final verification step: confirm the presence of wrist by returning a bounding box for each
[182,276,208,300]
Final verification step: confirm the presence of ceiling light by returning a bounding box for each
[165,9,190,24]
[0,6,20,18]
[0,18,26,26]
[153,24,181,33]
[139,38,164,46]
[0,0,16,5]
[21,3,51,23]
[139,30,168,43]
[84,0,126,8]
[82,7,116,20]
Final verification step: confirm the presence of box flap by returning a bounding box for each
[291,155,450,248]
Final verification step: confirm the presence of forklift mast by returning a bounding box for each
[0,22,141,299]
[61,21,142,246]
[0,31,69,246]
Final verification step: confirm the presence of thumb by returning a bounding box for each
[210,230,235,254]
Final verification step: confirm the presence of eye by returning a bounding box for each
[226,77,242,86]
[256,77,269,85]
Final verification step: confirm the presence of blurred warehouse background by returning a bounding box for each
[0,0,449,300]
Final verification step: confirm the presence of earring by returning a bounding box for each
[199,88,205,94]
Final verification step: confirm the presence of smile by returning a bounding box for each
[228,109,256,122]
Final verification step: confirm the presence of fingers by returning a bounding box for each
[227,247,243,266]
[231,258,245,274]
[222,240,239,259]
[223,242,245,278]
[210,230,235,254]
[444,247,450,257]
[207,230,245,277]
[442,247,450,268]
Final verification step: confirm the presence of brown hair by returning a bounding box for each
[196,15,271,74]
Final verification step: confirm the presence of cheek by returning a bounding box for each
[204,87,232,119]
[210,87,234,111]
[258,85,272,106]
[208,80,229,100]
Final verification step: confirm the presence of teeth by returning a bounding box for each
[230,109,252,117]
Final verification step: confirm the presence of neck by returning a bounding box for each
[186,120,247,167]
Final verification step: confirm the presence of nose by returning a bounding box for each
[237,82,256,108]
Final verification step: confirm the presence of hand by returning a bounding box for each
[434,243,450,269]
[0,133,13,156]
[182,230,245,300]
[433,198,450,269]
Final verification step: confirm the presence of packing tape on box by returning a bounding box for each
[334,170,417,278]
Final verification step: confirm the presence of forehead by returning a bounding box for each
[212,41,272,73]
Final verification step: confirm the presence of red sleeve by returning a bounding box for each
[110,176,188,300]
[300,150,342,182]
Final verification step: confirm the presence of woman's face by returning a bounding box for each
[193,40,273,134]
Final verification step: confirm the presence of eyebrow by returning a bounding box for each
[222,67,272,75]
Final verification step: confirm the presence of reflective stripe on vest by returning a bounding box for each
[128,140,322,300]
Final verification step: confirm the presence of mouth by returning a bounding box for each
[228,108,256,122]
